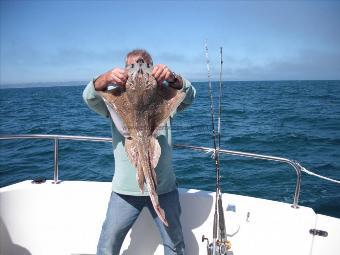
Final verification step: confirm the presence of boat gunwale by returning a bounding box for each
[0,133,304,208]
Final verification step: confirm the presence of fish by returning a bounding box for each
[99,59,186,226]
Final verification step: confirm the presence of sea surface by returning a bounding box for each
[1,80,340,218]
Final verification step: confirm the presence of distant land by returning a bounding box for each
[0,81,89,89]
[1,79,339,89]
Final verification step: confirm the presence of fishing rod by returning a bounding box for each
[216,47,231,253]
[202,42,231,255]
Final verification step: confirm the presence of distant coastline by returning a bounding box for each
[0,81,88,89]
[1,79,340,89]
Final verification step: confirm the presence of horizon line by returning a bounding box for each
[0,79,340,89]
[1,79,339,89]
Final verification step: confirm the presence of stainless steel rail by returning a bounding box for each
[0,134,302,208]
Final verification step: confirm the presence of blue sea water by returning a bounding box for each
[0,80,339,218]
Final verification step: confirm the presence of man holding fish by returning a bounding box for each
[83,49,196,255]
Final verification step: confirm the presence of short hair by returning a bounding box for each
[125,49,153,66]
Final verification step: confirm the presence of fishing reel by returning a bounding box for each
[202,235,232,255]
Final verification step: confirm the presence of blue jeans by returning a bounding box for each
[97,189,185,255]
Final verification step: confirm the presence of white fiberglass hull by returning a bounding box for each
[1,180,339,255]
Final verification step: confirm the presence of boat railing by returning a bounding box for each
[0,133,312,209]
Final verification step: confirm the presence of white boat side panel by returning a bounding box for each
[1,181,111,255]
[1,181,340,255]
[311,214,340,255]
[218,193,317,255]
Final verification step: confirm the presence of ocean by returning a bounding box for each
[0,80,339,218]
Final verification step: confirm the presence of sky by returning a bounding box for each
[0,0,340,86]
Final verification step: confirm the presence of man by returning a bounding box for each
[83,49,196,255]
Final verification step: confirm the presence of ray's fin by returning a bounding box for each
[149,137,161,188]
[125,139,146,193]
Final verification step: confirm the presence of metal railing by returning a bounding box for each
[0,134,302,208]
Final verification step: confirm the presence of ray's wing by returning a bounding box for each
[98,89,136,133]
[150,86,186,136]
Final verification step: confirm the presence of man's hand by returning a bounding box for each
[94,67,128,91]
[152,64,175,84]
[152,64,183,90]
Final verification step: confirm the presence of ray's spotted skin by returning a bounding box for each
[99,59,185,226]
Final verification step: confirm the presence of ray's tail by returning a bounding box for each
[137,140,168,226]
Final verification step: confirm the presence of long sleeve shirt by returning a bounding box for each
[82,77,196,196]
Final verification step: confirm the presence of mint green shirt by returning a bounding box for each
[83,77,196,196]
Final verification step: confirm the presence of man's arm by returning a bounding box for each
[177,77,196,112]
[82,79,109,118]
[83,67,128,118]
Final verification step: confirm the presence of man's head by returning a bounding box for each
[125,49,153,67]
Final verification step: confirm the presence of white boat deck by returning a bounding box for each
[1,180,339,255]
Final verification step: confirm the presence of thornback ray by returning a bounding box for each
[98,59,186,226]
